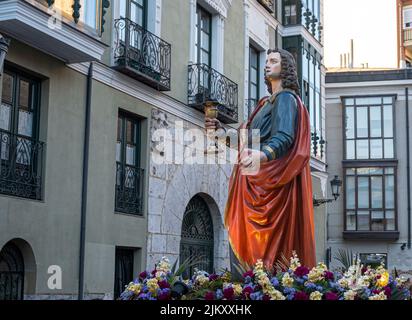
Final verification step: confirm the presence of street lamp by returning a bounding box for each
[313,175,342,207]
[0,34,10,75]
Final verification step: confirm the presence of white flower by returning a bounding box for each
[343,290,357,300]
[310,291,323,300]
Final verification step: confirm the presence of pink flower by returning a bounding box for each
[205,291,215,300]
[294,266,310,277]
[325,292,339,300]
[294,291,309,300]
[223,287,235,300]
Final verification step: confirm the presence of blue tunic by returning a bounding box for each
[248,89,298,161]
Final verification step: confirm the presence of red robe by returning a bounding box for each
[224,94,316,269]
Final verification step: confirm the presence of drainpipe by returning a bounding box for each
[406,87,411,249]
[79,62,93,299]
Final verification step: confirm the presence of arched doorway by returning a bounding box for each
[0,242,25,300]
[180,195,214,278]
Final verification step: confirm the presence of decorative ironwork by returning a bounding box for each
[318,22,323,43]
[188,63,239,124]
[0,130,45,200]
[311,130,326,160]
[115,162,144,215]
[72,0,81,23]
[0,243,24,300]
[101,0,110,33]
[113,17,171,91]
[257,0,274,13]
[180,196,214,278]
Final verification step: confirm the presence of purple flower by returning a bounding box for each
[205,291,215,300]
[158,280,170,289]
[209,274,219,281]
[263,294,271,301]
[243,270,254,278]
[294,266,310,277]
[158,289,171,301]
[242,286,254,298]
[139,271,148,279]
[325,292,339,300]
[324,271,334,281]
[384,286,392,298]
[223,287,235,300]
[294,291,309,300]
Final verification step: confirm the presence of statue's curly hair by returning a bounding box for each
[264,48,300,97]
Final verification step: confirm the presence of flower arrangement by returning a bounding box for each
[119,253,411,301]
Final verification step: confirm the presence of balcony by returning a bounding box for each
[188,63,239,124]
[113,17,171,91]
[0,130,45,200]
[404,28,412,49]
[257,0,274,13]
[311,130,325,161]
[115,162,144,215]
[0,0,109,63]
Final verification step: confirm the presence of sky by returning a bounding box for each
[324,0,397,69]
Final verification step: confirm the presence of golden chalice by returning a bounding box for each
[204,100,222,154]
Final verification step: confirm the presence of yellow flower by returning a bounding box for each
[289,251,301,271]
[146,278,159,294]
[343,290,357,300]
[282,273,294,288]
[369,292,387,300]
[233,284,243,296]
[309,291,322,300]
[376,271,389,288]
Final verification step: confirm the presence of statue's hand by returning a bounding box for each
[205,117,222,130]
[239,148,268,169]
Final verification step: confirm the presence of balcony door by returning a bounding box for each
[120,0,147,28]
[0,68,43,200]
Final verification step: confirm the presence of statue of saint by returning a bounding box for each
[206,48,316,268]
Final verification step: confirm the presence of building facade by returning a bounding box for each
[0,0,328,300]
[325,69,412,274]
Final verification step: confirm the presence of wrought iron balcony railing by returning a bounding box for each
[311,130,325,160]
[0,130,45,200]
[35,0,110,34]
[113,17,171,91]
[404,28,412,42]
[115,162,144,215]
[257,0,274,13]
[188,63,239,124]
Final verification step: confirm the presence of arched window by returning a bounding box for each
[0,242,25,300]
[180,196,214,278]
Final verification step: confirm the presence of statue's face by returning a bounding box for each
[265,52,282,80]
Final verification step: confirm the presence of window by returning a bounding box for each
[0,68,44,200]
[359,253,387,268]
[283,0,298,25]
[345,167,396,232]
[120,0,147,27]
[114,248,135,299]
[344,97,395,160]
[248,44,260,116]
[115,112,144,215]
[404,7,412,28]
[195,5,212,66]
